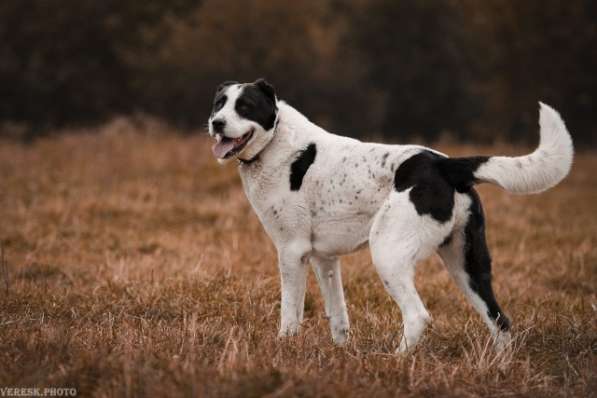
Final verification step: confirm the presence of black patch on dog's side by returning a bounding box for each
[290,143,317,191]
[436,156,489,192]
[463,189,511,331]
[235,80,278,131]
[394,151,455,223]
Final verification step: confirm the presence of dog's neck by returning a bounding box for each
[238,118,279,165]
[238,101,322,171]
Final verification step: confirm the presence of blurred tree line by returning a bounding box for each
[1,0,595,146]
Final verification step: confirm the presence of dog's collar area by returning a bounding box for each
[238,153,261,165]
[238,113,280,165]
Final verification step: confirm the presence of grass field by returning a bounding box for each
[1,118,595,397]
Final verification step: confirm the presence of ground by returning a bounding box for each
[0,118,595,397]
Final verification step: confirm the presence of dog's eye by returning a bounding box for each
[214,96,227,112]
[236,100,252,113]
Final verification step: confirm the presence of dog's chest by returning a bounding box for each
[239,163,284,212]
[238,162,308,240]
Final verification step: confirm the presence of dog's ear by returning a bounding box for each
[216,80,238,94]
[254,78,276,104]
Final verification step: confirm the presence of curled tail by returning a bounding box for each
[439,102,574,194]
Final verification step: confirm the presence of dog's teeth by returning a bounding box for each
[216,135,223,143]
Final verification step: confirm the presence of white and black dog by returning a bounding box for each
[207,79,573,353]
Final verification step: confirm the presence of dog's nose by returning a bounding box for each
[212,119,226,133]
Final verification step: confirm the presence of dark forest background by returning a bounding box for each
[1,0,595,146]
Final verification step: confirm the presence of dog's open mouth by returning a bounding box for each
[212,129,254,159]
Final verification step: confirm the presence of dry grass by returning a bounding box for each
[0,118,595,397]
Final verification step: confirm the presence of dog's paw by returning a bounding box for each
[396,331,428,355]
[493,331,512,353]
[396,337,414,355]
[278,324,301,338]
[331,326,349,346]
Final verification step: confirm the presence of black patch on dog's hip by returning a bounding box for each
[290,143,317,191]
[436,156,489,192]
[394,151,491,222]
[394,151,455,223]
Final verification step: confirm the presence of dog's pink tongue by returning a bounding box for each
[212,141,235,159]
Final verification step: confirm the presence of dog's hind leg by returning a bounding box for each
[312,256,350,345]
[438,190,512,350]
[370,191,454,353]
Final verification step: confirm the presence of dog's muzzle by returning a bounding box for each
[211,129,254,159]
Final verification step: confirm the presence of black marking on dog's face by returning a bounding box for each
[235,79,278,131]
[211,81,238,116]
[394,151,454,223]
[290,143,317,191]
[463,189,511,331]
[211,93,227,117]
[212,94,227,115]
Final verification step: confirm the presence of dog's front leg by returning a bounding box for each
[277,241,310,337]
[312,256,350,345]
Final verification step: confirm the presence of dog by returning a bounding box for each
[207,79,573,353]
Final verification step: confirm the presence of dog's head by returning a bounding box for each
[208,79,278,163]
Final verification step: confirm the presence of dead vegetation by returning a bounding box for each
[0,120,595,397]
